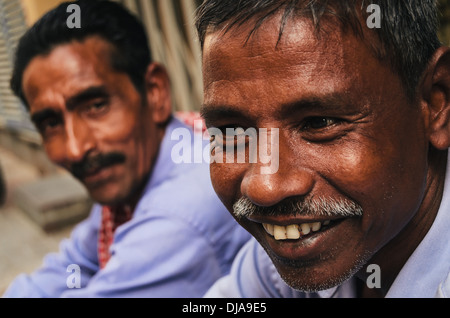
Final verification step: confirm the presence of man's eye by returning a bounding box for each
[38,117,62,135]
[209,126,252,149]
[85,101,108,115]
[218,127,251,143]
[302,117,341,130]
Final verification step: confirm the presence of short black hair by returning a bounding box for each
[11,0,151,108]
[195,0,442,100]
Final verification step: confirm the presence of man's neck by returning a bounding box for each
[111,170,153,213]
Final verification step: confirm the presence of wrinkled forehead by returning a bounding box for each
[201,6,385,76]
[203,14,372,91]
[204,15,322,61]
[203,11,370,77]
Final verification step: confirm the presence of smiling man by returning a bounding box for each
[196,0,450,297]
[3,0,250,298]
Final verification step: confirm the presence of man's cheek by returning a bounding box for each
[323,143,388,185]
[44,139,69,168]
[210,163,244,209]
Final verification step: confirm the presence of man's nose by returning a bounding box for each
[240,141,315,207]
[64,116,95,163]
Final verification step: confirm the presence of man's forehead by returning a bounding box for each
[203,13,325,59]
[22,37,118,109]
[204,14,375,82]
[201,14,362,94]
[200,7,384,73]
[23,36,115,82]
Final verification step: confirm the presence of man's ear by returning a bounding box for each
[421,46,450,150]
[144,63,172,125]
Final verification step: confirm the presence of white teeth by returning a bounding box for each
[263,223,274,236]
[311,222,321,232]
[300,223,311,236]
[286,224,300,240]
[263,220,332,240]
[274,225,287,240]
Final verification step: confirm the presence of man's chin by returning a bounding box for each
[266,247,369,293]
[275,261,360,293]
[86,184,128,206]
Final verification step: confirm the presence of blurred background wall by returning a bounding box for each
[439,0,450,45]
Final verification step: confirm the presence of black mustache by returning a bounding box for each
[233,196,363,219]
[70,152,126,180]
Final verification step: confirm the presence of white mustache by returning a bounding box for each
[232,196,363,220]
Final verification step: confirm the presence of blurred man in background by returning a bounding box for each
[3,0,250,297]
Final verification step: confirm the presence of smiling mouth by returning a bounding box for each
[262,219,341,241]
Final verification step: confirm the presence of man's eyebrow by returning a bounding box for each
[278,94,351,119]
[66,85,109,111]
[200,104,251,126]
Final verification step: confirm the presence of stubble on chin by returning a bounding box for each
[265,246,372,293]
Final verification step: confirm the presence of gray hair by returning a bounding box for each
[233,196,363,220]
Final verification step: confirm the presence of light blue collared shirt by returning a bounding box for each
[3,118,251,298]
[205,156,450,298]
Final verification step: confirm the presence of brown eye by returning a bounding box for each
[87,101,107,113]
[38,117,63,136]
[303,117,340,130]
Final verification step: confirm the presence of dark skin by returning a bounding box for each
[201,14,450,297]
[22,36,172,209]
